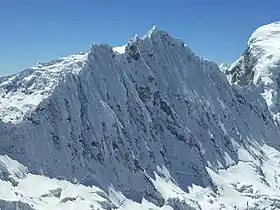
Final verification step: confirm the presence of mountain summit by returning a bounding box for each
[227,21,280,124]
[1,26,280,209]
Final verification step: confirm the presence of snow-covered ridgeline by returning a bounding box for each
[0,26,279,209]
[0,53,88,123]
[227,22,280,124]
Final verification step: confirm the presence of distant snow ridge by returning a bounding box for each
[0,26,280,209]
[0,53,87,123]
[227,21,280,124]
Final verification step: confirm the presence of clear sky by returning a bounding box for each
[0,1,279,76]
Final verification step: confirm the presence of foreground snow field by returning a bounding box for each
[2,144,280,209]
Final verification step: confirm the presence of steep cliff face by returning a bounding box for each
[0,27,280,209]
[227,22,280,124]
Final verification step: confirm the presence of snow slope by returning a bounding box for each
[219,63,230,74]
[0,26,280,209]
[113,45,127,54]
[0,53,88,123]
[2,144,280,209]
[227,21,280,124]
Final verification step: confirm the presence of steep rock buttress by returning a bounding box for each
[0,27,279,209]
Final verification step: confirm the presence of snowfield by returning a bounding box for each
[0,53,88,123]
[2,144,280,209]
[227,21,280,125]
[1,24,280,209]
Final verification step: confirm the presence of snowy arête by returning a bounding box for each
[1,24,280,209]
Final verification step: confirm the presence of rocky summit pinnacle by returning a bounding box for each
[1,26,280,209]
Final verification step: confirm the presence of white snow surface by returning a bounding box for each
[0,53,88,123]
[229,21,280,123]
[248,22,280,111]
[2,144,280,209]
[1,26,280,209]
[113,45,127,54]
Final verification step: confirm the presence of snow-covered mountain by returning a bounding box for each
[218,63,230,74]
[227,22,280,125]
[1,26,280,209]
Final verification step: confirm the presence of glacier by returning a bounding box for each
[1,26,280,209]
[227,21,280,125]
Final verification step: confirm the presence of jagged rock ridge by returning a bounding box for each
[0,26,280,209]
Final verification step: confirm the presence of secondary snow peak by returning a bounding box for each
[227,21,280,124]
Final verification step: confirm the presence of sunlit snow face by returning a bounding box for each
[0,53,88,123]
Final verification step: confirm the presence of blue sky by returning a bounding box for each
[0,1,279,76]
